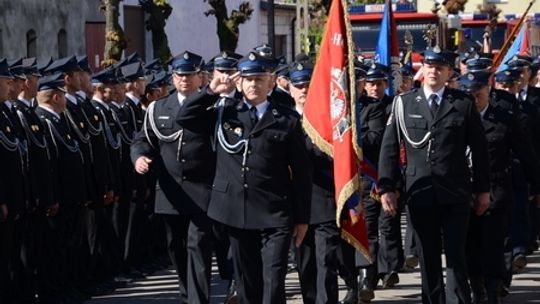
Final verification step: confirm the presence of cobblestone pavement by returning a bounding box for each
[86,250,540,303]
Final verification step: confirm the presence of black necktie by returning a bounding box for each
[249,106,259,125]
[429,94,439,116]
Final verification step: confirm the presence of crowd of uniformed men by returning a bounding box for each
[0,40,539,304]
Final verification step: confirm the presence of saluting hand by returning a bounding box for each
[293,223,308,247]
[381,192,398,217]
[135,156,153,174]
[209,71,240,95]
[474,192,490,216]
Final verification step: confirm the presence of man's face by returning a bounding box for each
[65,71,82,91]
[365,80,387,100]
[519,66,531,88]
[356,79,366,95]
[53,90,67,112]
[400,77,413,92]
[103,86,114,102]
[115,83,126,102]
[470,86,490,110]
[172,72,202,96]
[290,82,309,106]
[276,76,289,90]
[241,74,273,104]
[9,78,24,99]
[422,63,452,89]
[25,75,39,97]
[135,78,146,96]
[79,71,93,93]
[495,81,519,94]
[0,78,11,101]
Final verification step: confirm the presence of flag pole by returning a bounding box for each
[492,0,536,71]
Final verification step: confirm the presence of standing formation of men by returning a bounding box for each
[1,41,540,304]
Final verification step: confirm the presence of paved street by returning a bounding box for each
[87,250,540,304]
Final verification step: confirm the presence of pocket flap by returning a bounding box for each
[212,179,229,192]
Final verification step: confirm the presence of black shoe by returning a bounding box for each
[224,279,238,304]
[403,255,419,270]
[512,254,527,273]
[358,277,375,303]
[382,272,399,288]
[339,287,358,304]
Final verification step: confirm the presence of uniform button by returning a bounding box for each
[248,150,252,155]
[245,167,250,171]
[181,159,186,163]
[182,176,187,180]
[240,174,244,178]
[430,150,435,154]
[182,141,186,145]
[430,161,435,165]
[243,184,248,189]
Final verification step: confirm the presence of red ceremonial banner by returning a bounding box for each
[302,0,370,261]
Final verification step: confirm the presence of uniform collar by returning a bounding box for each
[244,99,270,119]
[93,97,109,110]
[38,105,61,119]
[17,96,32,108]
[126,92,140,105]
[422,85,445,105]
[65,93,78,105]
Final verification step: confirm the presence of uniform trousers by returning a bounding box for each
[163,213,212,304]
[296,221,340,304]
[409,202,472,304]
[228,226,292,304]
[466,207,508,299]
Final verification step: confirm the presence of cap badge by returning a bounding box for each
[248,53,256,61]
[433,45,441,53]
[468,73,475,81]
[222,52,228,59]
[183,52,190,60]
[297,63,304,71]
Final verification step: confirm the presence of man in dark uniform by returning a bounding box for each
[339,62,369,304]
[179,52,312,304]
[205,50,244,303]
[35,72,87,304]
[356,64,403,302]
[3,58,35,303]
[12,58,59,304]
[378,48,490,304]
[505,55,540,265]
[131,51,214,304]
[286,62,341,304]
[119,61,149,276]
[0,58,28,304]
[460,70,540,304]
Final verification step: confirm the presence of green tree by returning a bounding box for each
[140,0,173,65]
[203,0,253,52]
[100,0,127,67]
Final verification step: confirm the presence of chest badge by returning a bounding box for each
[223,122,231,130]
[6,126,10,133]
[94,115,99,121]
[415,96,422,102]
[80,122,85,128]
